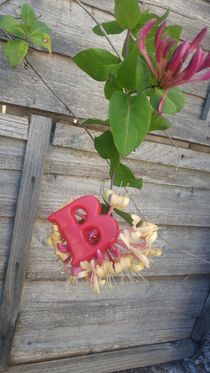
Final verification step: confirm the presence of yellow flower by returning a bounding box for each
[104,189,129,208]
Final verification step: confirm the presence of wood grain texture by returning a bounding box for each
[191,292,210,342]
[9,276,208,364]
[0,137,26,171]
[0,218,14,280]
[0,42,206,120]
[8,339,196,373]
[53,123,210,172]
[0,115,52,369]
[1,170,209,226]
[1,0,210,55]
[0,114,28,140]
[28,221,210,278]
[45,144,210,189]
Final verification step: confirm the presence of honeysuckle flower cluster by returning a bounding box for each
[138,19,210,115]
[48,192,162,295]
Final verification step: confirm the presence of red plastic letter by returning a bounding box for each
[48,196,119,266]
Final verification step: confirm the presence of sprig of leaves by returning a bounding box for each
[0,4,52,67]
[72,0,185,191]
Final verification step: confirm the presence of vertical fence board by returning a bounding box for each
[0,115,52,369]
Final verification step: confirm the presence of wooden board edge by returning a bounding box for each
[191,291,210,342]
[0,115,52,369]
[7,339,196,373]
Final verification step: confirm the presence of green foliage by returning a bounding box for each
[102,194,134,226]
[111,163,143,189]
[21,4,35,27]
[114,0,141,30]
[0,15,25,37]
[109,91,151,158]
[2,0,188,194]
[72,49,121,81]
[92,21,124,36]
[94,131,120,169]
[0,4,52,67]
[104,74,123,100]
[150,87,185,115]
[116,46,140,90]
[135,57,152,91]
[149,112,172,131]
[4,40,28,68]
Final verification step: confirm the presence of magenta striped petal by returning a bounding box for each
[158,88,169,115]
[162,39,177,63]
[156,35,169,79]
[189,27,208,54]
[138,18,157,50]
[155,20,167,50]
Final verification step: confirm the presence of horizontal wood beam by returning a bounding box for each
[7,339,196,373]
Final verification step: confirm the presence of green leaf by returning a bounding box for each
[21,4,35,27]
[4,40,28,68]
[102,194,133,226]
[156,8,170,25]
[94,130,120,169]
[79,118,110,126]
[135,57,152,91]
[122,32,136,58]
[28,21,52,38]
[109,91,151,157]
[0,15,24,37]
[112,162,143,190]
[149,112,172,131]
[15,24,31,33]
[150,87,185,115]
[114,0,141,30]
[72,49,121,81]
[92,20,124,36]
[104,74,123,100]
[29,32,52,54]
[116,46,139,91]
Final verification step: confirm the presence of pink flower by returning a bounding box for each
[138,20,210,115]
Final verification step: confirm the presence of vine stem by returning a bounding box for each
[74,0,123,62]
[164,130,181,172]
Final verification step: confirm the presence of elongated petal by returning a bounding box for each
[158,88,169,115]
[155,20,167,50]
[57,243,70,253]
[138,19,157,49]
[165,41,190,73]
[199,52,210,70]
[189,27,208,54]
[167,46,202,88]
[156,34,169,79]
[185,69,210,83]
[163,39,177,62]
[138,19,158,78]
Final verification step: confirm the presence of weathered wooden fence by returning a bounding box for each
[0,0,210,372]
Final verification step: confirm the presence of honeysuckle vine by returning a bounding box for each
[1,1,210,295]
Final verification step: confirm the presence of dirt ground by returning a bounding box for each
[112,335,210,373]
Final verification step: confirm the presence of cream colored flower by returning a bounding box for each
[104,189,129,208]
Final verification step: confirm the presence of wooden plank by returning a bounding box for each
[191,292,210,342]
[0,42,206,120]
[0,115,52,370]
[45,144,210,189]
[1,171,208,226]
[8,339,196,373]
[157,112,210,147]
[27,221,210,279]
[0,114,28,140]
[53,123,210,172]
[0,137,26,171]
[9,276,208,364]
[0,218,14,279]
[2,0,210,56]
